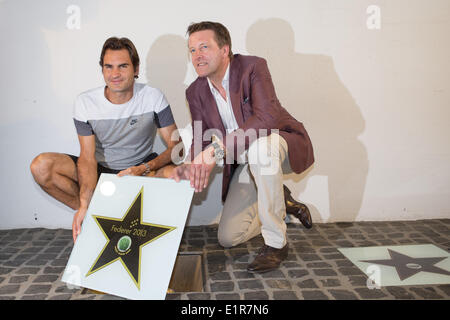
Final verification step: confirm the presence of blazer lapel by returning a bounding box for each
[229,56,244,128]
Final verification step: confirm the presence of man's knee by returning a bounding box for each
[30,153,54,184]
[217,226,235,248]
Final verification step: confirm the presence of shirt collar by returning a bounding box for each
[207,63,230,93]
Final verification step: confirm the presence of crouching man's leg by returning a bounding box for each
[218,133,291,272]
[218,164,261,248]
[246,133,291,273]
[30,152,80,210]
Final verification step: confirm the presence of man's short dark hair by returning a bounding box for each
[99,37,140,72]
[187,21,233,60]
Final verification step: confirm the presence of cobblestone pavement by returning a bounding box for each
[0,219,449,300]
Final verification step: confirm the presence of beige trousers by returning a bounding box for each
[217,133,293,249]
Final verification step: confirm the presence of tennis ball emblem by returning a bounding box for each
[117,236,132,252]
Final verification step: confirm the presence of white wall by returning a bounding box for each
[1,0,449,230]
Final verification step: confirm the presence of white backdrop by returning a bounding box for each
[1,0,449,229]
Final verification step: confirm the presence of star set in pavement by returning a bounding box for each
[360,249,450,281]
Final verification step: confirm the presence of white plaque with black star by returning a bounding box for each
[61,174,194,300]
[338,244,450,287]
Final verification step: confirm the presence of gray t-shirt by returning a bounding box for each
[73,83,174,170]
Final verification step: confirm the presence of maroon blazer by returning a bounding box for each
[186,54,314,202]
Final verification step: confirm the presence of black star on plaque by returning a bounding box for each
[360,249,450,281]
[86,187,175,289]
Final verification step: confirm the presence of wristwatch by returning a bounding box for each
[211,142,225,161]
[142,162,151,176]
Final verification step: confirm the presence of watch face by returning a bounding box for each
[215,149,224,160]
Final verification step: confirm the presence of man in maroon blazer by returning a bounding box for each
[172,21,314,273]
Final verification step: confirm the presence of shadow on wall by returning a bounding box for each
[0,1,99,228]
[246,18,368,223]
[145,34,224,225]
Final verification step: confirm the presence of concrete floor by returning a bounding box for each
[0,219,449,300]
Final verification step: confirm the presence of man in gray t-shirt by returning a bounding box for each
[30,37,179,242]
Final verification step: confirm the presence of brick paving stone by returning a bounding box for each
[187,293,211,300]
[273,290,298,300]
[228,249,250,263]
[298,253,322,261]
[385,287,415,299]
[335,241,354,248]
[313,269,338,277]
[206,252,228,273]
[55,285,81,294]
[50,259,69,267]
[349,234,366,241]
[328,289,359,300]
[100,294,126,300]
[37,253,58,260]
[0,284,20,295]
[15,267,40,275]
[323,253,347,260]
[282,262,302,268]
[306,262,332,268]
[232,263,248,271]
[387,233,404,239]
[1,248,20,254]
[338,267,365,276]
[355,287,388,299]
[287,269,309,279]
[210,281,235,292]
[301,290,329,300]
[335,260,354,267]
[0,254,13,261]
[347,275,369,287]
[210,272,231,281]
[44,247,66,254]
[319,279,341,287]
[409,287,444,299]
[3,260,26,268]
[260,269,285,278]
[25,259,48,267]
[22,247,43,254]
[265,279,292,290]
[297,279,319,289]
[24,285,52,295]
[33,275,59,283]
[215,293,240,300]
[238,280,264,290]
[355,241,379,247]
[436,284,450,297]
[244,291,268,300]
[43,266,65,274]
[21,294,48,300]
[165,293,181,300]
[48,294,72,300]
[9,276,29,284]
[233,271,254,279]
[311,240,332,247]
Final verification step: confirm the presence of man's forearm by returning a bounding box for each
[146,146,175,171]
[77,157,98,210]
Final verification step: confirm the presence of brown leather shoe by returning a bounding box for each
[247,243,289,273]
[284,185,313,229]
